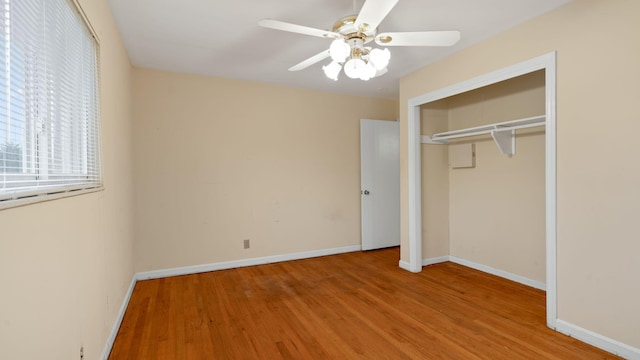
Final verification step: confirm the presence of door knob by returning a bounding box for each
[363,190,370,195]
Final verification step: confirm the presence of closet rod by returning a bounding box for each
[431,115,545,142]
[421,115,545,156]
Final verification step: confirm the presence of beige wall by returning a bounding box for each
[133,68,397,272]
[400,0,640,349]
[0,0,134,359]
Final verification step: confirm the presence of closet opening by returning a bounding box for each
[405,52,557,329]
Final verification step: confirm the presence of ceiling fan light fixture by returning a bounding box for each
[369,48,390,70]
[323,61,342,81]
[329,39,350,63]
[258,0,460,83]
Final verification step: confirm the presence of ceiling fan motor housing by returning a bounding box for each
[332,15,376,44]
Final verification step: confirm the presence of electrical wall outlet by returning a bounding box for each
[243,239,250,249]
[80,346,84,360]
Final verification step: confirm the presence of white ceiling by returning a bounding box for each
[107,0,569,99]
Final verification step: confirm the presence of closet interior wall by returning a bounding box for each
[421,70,546,284]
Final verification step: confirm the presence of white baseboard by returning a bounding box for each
[101,276,137,360]
[422,255,545,290]
[398,260,412,271]
[136,245,362,280]
[402,256,449,271]
[448,256,546,291]
[555,320,640,360]
[421,255,546,292]
[101,245,361,358]
[422,255,450,266]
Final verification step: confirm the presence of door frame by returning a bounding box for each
[405,52,557,328]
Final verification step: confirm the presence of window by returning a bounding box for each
[0,0,101,204]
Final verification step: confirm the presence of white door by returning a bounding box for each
[360,119,400,250]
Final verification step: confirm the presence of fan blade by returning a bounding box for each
[376,31,460,46]
[355,0,399,32]
[258,19,340,39]
[289,50,330,71]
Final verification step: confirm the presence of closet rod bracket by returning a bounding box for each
[420,135,448,145]
[491,129,516,156]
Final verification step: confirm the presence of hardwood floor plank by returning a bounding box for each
[109,248,620,359]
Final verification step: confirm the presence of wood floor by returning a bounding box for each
[109,248,619,359]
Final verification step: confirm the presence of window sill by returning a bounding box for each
[0,186,104,211]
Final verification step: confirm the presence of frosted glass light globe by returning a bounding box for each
[359,62,377,81]
[369,48,390,70]
[322,61,342,81]
[329,39,350,63]
[344,58,366,79]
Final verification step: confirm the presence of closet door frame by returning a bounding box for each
[405,52,557,328]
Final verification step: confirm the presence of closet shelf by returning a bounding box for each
[421,115,545,156]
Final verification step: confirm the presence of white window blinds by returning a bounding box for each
[0,0,101,202]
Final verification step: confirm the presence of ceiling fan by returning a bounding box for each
[258,0,460,81]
